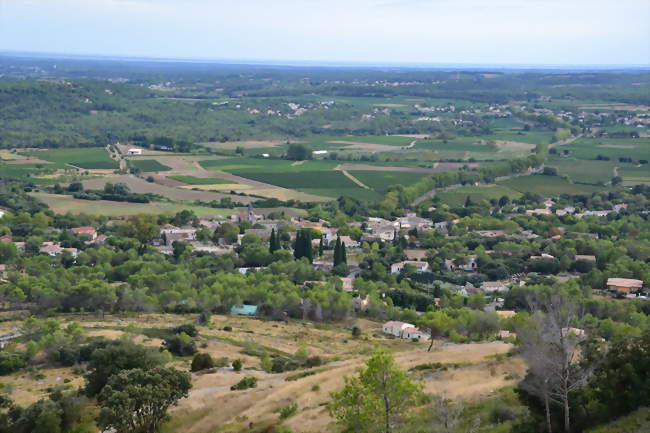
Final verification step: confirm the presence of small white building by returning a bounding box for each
[382,321,414,337]
[402,327,430,340]
[480,281,509,293]
[390,261,429,274]
[127,148,143,155]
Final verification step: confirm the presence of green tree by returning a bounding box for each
[329,349,422,433]
[97,367,191,433]
[269,228,280,253]
[417,311,453,352]
[285,143,312,161]
[119,214,159,246]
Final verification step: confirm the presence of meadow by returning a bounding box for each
[547,158,619,184]
[26,147,119,169]
[168,175,232,185]
[558,137,650,161]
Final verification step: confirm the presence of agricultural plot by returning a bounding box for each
[558,137,650,161]
[498,175,602,197]
[349,171,431,193]
[130,159,172,172]
[200,157,338,173]
[29,192,235,217]
[547,158,618,184]
[436,185,522,207]
[26,147,118,169]
[168,175,232,185]
[618,165,650,185]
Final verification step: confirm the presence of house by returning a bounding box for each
[390,261,429,274]
[606,278,643,294]
[382,321,414,337]
[444,255,478,272]
[70,226,97,240]
[495,310,516,319]
[526,208,552,216]
[127,148,143,155]
[320,228,338,245]
[480,281,509,293]
[530,253,555,260]
[474,230,506,238]
[396,216,433,231]
[497,330,516,339]
[402,327,430,340]
[230,304,258,316]
[39,243,78,258]
[562,327,586,337]
[340,277,354,292]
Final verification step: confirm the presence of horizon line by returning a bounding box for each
[2,50,650,71]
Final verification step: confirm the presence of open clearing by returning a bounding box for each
[6,313,522,433]
[29,192,236,217]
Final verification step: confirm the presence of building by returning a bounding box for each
[575,255,597,262]
[606,278,643,294]
[480,281,509,293]
[230,305,258,316]
[127,148,143,155]
[390,260,429,274]
[382,321,414,337]
[70,226,97,240]
[526,208,552,216]
[338,235,360,248]
[402,327,430,340]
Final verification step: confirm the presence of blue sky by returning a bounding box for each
[1,0,648,65]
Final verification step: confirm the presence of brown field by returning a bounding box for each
[5,313,523,433]
[4,158,52,165]
[81,175,257,203]
[0,150,28,160]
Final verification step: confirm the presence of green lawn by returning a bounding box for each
[168,175,232,185]
[498,175,602,196]
[130,159,172,172]
[27,148,119,169]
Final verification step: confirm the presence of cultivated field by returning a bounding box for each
[498,175,602,196]
[436,185,523,207]
[25,147,119,169]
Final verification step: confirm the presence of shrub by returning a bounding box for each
[0,351,26,375]
[232,359,243,372]
[490,403,518,423]
[174,324,198,337]
[305,356,323,368]
[231,376,257,391]
[163,333,197,357]
[191,353,215,372]
[311,384,320,392]
[279,402,298,420]
[223,326,232,332]
[351,326,362,338]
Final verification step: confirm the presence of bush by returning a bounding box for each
[191,353,215,372]
[279,402,298,420]
[232,359,242,372]
[230,376,257,391]
[163,333,197,357]
[223,326,232,332]
[490,403,518,423]
[0,351,26,375]
[351,326,362,338]
[311,384,320,392]
[174,324,198,337]
[304,356,323,368]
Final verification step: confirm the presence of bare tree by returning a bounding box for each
[518,291,594,433]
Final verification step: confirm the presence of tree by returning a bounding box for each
[294,229,313,263]
[191,353,214,372]
[517,291,593,433]
[329,349,422,433]
[86,340,166,396]
[285,143,312,161]
[269,228,279,253]
[119,214,159,246]
[417,311,453,352]
[334,237,348,267]
[97,367,191,433]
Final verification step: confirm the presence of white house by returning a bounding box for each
[382,321,414,337]
[390,260,429,274]
[402,327,430,340]
[480,281,509,293]
[127,148,143,155]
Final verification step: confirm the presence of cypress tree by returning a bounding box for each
[341,241,347,264]
[318,237,324,257]
[304,229,313,263]
[334,237,342,267]
[294,230,303,259]
[269,228,278,253]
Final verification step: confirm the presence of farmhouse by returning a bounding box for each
[402,327,430,340]
[390,260,429,274]
[382,321,414,337]
[70,226,97,240]
[480,281,509,293]
[606,278,643,294]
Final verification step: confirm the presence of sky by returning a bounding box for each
[1,0,649,66]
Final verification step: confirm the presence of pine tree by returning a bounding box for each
[269,228,278,253]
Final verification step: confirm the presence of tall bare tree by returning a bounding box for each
[518,291,594,433]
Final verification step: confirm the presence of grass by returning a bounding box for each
[349,171,431,193]
[547,158,618,184]
[437,185,522,207]
[29,192,236,217]
[130,159,172,172]
[558,137,650,161]
[168,175,232,185]
[498,175,602,196]
[26,148,118,169]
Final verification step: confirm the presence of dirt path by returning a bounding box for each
[341,170,371,189]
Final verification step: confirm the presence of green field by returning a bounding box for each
[547,158,618,184]
[498,175,602,196]
[30,192,235,217]
[130,159,172,172]
[436,185,522,207]
[168,175,231,185]
[350,171,431,193]
[558,137,650,161]
[200,157,339,173]
[27,148,119,169]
